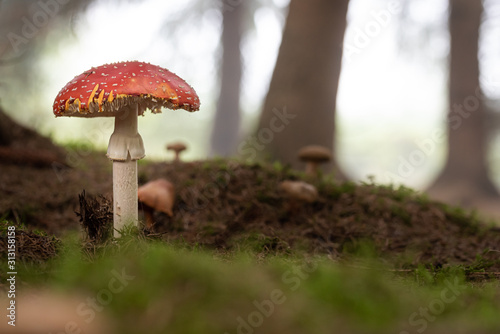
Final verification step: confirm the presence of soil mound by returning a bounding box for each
[1,150,500,272]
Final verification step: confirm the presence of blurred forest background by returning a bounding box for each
[1,0,500,213]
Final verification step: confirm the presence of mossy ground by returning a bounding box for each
[1,149,500,333]
[1,228,500,334]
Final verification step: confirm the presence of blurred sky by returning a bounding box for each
[1,0,500,189]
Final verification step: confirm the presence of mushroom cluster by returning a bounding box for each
[53,61,200,237]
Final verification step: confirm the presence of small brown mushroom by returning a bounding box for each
[138,178,175,229]
[297,145,332,176]
[279,180,318,213]
[166,141,187,162]
[279,180,318,203]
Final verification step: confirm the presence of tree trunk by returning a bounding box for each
[427,0,498,206]
[252,0,349,178]
[209,1,243,157]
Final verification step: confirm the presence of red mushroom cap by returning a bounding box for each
[53,61,200,117]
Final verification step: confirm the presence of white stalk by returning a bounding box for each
[112,157,138,237]
[107,104,145,237]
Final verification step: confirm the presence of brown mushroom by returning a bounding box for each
[166,141,187,162]
[297,145,332,176]
[279,180,318,213]
[137,179,175,229]
[279,180,318,202]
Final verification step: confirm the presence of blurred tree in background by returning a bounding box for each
[209,0,244,157]
[0,0,98,134]
[0,0,94,154]
[256,0,349,177]
[427,0,499,206]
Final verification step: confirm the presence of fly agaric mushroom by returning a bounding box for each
[166,141,187,162]
[297,145,332,176]
[53,61,199,237]
[138,178,175,230]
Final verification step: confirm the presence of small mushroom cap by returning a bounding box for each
[53,61,200,117]
[166,142,187,153]
[297,145,332,162]
[279,180,318,203]
[138,179,175,216]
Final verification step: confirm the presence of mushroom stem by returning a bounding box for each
[107,104,145,237]
[112,157,138,237]
[305,162,319,176]
[107,105,145,161]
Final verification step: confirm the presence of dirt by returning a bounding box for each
[1,139,500,275]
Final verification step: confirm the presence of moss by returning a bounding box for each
[4,234,500,333]
[228,233,291,255]
[390,204,412,225]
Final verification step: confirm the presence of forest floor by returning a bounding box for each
[1,146,500,272]
[1,141,500,333]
